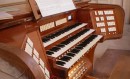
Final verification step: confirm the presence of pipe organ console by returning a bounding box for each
[0,0,124,79]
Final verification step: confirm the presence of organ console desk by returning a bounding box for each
[0,0,124,79]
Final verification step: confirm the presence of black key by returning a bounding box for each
[61,41,70,45]
[60,56,71,62]
[46,51,54,55]
[71,49,80,54]
[66,53,75,57]
[55,31,62,36]
[75,46,83,50]
[42,38,50,42]
[56,44,65,48]
[78,43,86,47]
[56,61,65,66]
[84,35,97,44]
[50,47,60,52]
[45,34,54,39]
[52,33,60,37]
[91,35,98,38]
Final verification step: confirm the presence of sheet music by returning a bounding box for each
[58,0,76,12]
[0,12,13,20]
[35,0,76,17]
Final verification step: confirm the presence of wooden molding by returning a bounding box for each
[0,1,27,8]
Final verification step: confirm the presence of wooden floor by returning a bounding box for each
[92,49,130,79]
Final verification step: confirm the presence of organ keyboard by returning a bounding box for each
[43,23,88,47]
[46,28,95,57]
[56,35,102,69]
[40,20,103,78]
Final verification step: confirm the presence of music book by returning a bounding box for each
[35,0,76,17]
[0,12,13,20]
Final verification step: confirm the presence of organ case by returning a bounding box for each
[0,0,125,79]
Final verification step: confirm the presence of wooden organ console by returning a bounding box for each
[0,0,124,79]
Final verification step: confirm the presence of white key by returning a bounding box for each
[60,35,102,69]
[51,29,95,58]
[43,23,87,47]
